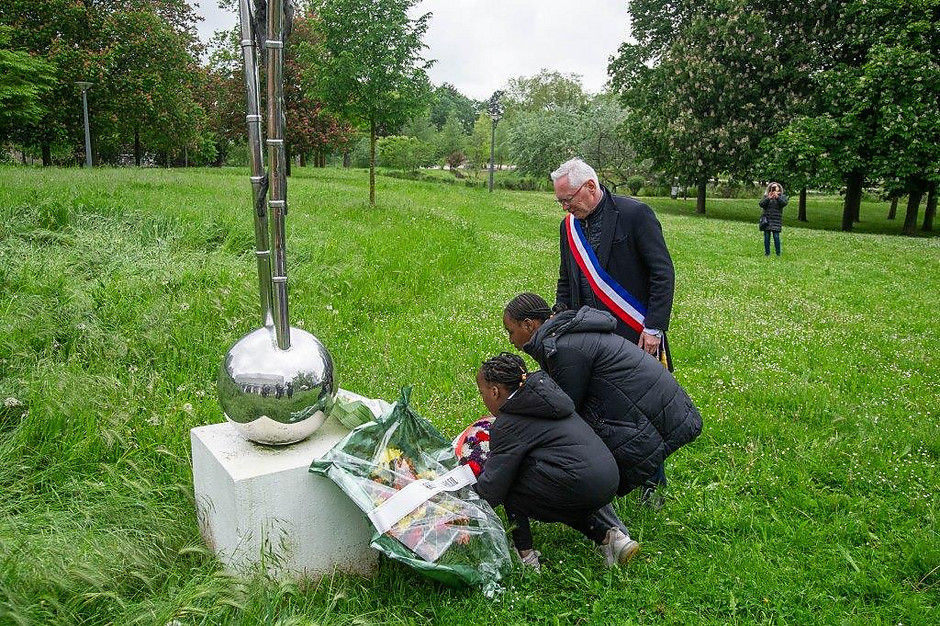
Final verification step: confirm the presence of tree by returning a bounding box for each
[284,11,353,169]
[467,112,492,170]
[202,27,245,165]
[755,0,940,233]
[504,69,588,114]
[758,116,841,221]
[577,94,646,193]
[95,7,205,166]
[611,4,787,214]
[0,26,55,140]
[435,112,466,168]
[508,108,581,179]
[302,0,432,205]
[428,83,479,132]
[0,0,205,165]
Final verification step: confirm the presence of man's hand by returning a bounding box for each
[638,331,662,356]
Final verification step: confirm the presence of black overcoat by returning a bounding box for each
[556,186,675,342]
[475,370,618,519]
[524,307,703,495]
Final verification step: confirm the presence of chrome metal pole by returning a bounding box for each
[266,0,290,349]
[238,0,274,329]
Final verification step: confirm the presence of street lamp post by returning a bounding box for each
[487,91,504,193]
[76,82,93,168]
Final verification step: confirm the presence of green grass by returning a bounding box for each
[0,165,938,625]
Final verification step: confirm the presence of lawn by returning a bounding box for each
[0,165,937,624]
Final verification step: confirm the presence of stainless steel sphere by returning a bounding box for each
[218,326,336,445]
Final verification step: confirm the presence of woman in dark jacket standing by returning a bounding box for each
[501,293,702,497]
[759,182,788,256]
[474,353,639,570]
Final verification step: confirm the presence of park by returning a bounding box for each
[1,0,939,624]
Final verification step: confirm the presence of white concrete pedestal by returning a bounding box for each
[191,416,378,580]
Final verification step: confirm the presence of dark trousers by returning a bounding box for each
[506,502,627,551]
[644,462,667,489]
[764,230,781,256]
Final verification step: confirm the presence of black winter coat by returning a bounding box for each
[759,194,788,232]
[475,370,618,516]
[524,307,703,495]
[556,186,675,342]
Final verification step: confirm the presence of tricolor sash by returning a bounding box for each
[565,212,672,370]
[565,213,647,334]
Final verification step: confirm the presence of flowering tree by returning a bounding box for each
[610,4,786,214]
[0,0,206,165]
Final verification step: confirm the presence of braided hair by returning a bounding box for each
[504,292,552,322]
[480,352,528,389]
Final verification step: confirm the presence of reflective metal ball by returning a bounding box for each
[218,326,336,445]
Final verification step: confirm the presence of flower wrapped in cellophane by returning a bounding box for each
[453,415,494,477]
[310,388,511,596]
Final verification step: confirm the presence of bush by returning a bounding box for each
[627,175,645,196]
[445,150,466,173]
[378,135,431,171]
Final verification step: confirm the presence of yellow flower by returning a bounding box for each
[378,447,403,465]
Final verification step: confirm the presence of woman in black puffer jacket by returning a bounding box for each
[501,293,702,496]
[759,182,788,256]
[474,353,638,569]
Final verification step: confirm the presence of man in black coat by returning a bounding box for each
[552,158,675,358]
[551,158,676,499]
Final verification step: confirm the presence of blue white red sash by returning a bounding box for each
[565,213,646,334]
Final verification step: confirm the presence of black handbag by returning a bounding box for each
[758,214,769,231]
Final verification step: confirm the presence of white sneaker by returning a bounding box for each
[515,548,541,573]
[599,528,639,567]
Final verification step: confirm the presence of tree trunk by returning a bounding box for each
[41,144,51,167]
[134,129,142,167]
[285,142,292,177]
[299,151,306,167]
[842,171,863,231]
[369,120,376,205]
[343,150,350,168]
[887,196,898,219]
[695,178,706,215]
[798,187,807,221]
[902,190,922,236]
[922,184,936,232]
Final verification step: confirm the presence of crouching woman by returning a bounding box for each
[473,352,638,570]
[503,293,703,499]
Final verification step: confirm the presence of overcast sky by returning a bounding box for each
[192,1,632,101]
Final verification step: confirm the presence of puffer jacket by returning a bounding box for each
[759,194,788,232]
[524,307,702,495]
[475,370,618,515]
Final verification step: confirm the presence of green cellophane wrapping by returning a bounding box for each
[310,388,512,596]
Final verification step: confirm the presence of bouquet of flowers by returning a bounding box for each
[453,415,494,477]
[310,388,511,596]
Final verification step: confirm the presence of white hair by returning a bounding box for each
[551,158,598,188]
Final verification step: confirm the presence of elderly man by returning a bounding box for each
[552,158,676,504]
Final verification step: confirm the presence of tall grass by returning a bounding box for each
[0,166,937,624]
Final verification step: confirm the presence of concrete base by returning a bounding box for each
[191,415,378,580]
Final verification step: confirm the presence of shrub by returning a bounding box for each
[627,175,645,196]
